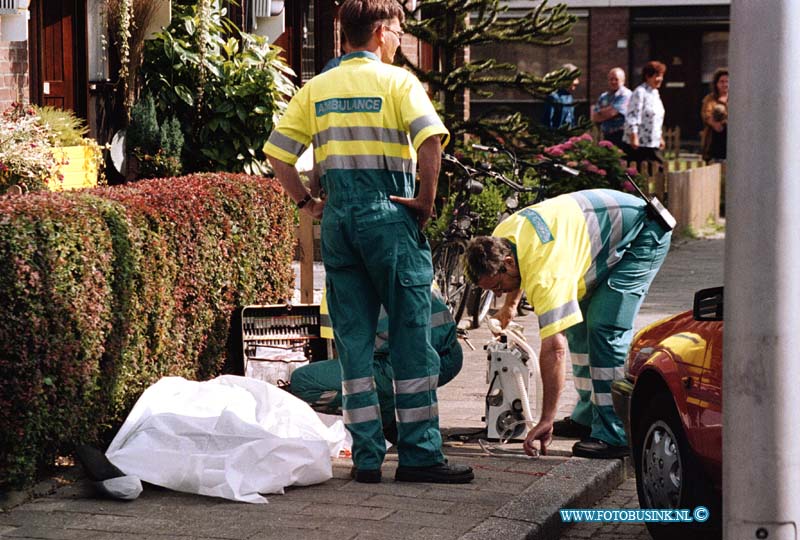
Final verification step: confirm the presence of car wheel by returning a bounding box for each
[633,392,720,540]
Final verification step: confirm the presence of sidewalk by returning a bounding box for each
[0,236,724,540]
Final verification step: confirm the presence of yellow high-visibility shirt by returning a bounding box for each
[493,189,648,339]
[263,51,448,189]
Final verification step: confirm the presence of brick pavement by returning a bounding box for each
[0,235,724,540]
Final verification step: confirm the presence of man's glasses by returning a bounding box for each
[383,25,404,39]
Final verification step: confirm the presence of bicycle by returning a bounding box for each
[430,152,488,325]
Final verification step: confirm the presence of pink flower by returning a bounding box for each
[597,168,607,176]
[561,141,574,151]
[586,164,600,174]
[545,145,565,157]
[568,136,580,143]
[580,132,593,142]
[581,159,592,167]
[598,140,614,149]
[566,161,578,167]
[622,180,635,192]
[625,167,639,176]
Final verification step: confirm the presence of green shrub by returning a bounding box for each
[141,1,295,175]
[0,173,294,489]
[127,94,183,179]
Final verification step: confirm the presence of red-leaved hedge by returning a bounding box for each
[0,173,295,489]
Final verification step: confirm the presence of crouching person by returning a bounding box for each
[290,286,463,446]
[465,189,671,459]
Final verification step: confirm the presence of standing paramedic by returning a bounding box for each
[465,189,671,459]
[264,0,473,484]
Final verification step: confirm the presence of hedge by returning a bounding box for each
[0,173,295,490]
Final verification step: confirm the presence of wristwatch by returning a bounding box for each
[296,193,312,209]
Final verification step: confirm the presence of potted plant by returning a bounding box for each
[35,106,105,191]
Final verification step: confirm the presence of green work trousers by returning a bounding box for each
[321,196,444,470]
[565,217,672,446]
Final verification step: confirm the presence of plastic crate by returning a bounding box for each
[241,303,329,386]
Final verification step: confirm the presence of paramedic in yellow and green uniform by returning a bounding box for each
[289,286,463,445]
[465,189,671,459]
[264,0,473,484]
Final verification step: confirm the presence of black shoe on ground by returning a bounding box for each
[350,467,382,483]
[75,444,125,481]
[395,462,474,484]
[552,416,592,439]
[572,438,629,459]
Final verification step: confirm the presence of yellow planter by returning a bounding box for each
[51,145,99,191]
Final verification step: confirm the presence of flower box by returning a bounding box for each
[51,145,99,191]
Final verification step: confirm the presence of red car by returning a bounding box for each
[612,287,723,540]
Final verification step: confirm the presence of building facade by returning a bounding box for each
[471,0,730,147]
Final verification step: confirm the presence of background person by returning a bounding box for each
[289,287,462,445]
[623,61,667,165]
[700,67,729,163]
[465,189,671,459]
[542,63,580,129]
[591,67,632,149]
[264,0,473,485]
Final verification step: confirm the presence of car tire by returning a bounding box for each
[633,392,721,540]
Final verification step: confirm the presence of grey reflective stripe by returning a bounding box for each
[591,393,614,407]
[394,375,438,395]
[571,192,603,291]
[267,130,307,157]
[594,190,624,270]
[374,331,388,349]
[314,390,340,407]
[590,366,626,381]
[320,313,332,328]
[344,404,381,424]
[538,299,580,328]
[318,154,413,175]
[342,376,375,395]
[397,403,438,424]
[430,309,452,328]
[409,114,442,142]
[313,126,408,148]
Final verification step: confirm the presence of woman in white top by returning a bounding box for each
[623,61,667,165]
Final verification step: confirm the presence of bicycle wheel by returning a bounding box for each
[471,288,495,328]
[431,241,469,323]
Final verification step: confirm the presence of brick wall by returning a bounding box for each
[0,40,28,109]
[588,8,629,106]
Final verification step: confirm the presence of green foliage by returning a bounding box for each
[127,93,159,156]
[33,106,89,147]
[141,0,296,175]
[0,173,295,489]
[160,116,184,158]
[399,0,578,145]
[537,133,640,196]
[128,94,184,178]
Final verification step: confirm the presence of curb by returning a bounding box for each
[459,456,628,540]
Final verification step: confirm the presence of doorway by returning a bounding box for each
[29,0,87,117]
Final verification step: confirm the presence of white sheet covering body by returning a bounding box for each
[105,375,347,503]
